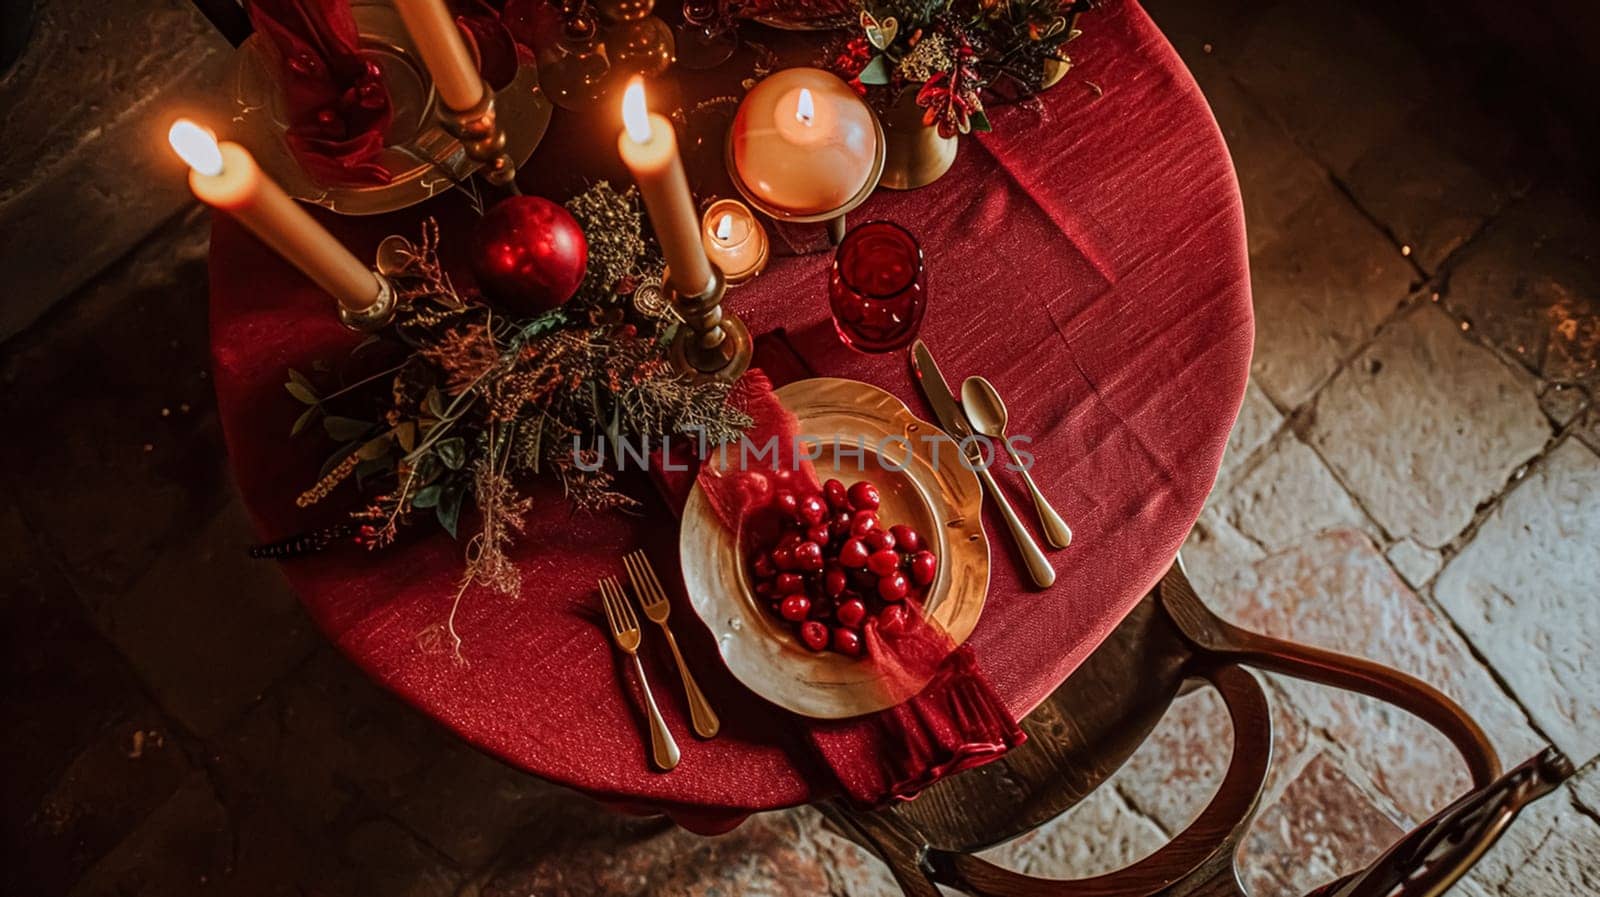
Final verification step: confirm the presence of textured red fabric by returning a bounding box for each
[207,0,1252,821]
[247,0,394,185]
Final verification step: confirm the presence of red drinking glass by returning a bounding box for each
[828,220,927,353]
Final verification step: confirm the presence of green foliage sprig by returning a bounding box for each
[275,185,753,659]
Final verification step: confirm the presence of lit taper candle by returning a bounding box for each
[391,0,484,111]
[168,120,384,316]
[617,77,714,294]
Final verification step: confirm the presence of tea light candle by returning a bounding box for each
[701,199,768,284]
[618,77,715,294]
[168,120,381,312]
[392,0,484,111]
[729,67,879,216]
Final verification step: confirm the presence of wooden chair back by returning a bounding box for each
[832,560,1573,897]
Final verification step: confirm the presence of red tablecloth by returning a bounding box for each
[208,0,1251,822]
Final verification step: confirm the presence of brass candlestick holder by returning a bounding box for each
[339,273,398,332]
[438,79,522,194]
[666,264,752,382]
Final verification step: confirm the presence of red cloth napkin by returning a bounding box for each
[653,334,1025,806]
[245,0,519,187]
[247,0,394,185]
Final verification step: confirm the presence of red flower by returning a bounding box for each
[916,70,979,138]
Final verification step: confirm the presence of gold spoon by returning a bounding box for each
[961,376,1073,549]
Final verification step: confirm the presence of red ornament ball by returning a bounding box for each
[470,196,587,314]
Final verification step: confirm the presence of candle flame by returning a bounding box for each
[168,119,224,176]
[622,77,652,144]
[795,88,815,126]
[715,213,734,242]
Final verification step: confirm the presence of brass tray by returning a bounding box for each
[679,377,990,719]
[228,1,551,215]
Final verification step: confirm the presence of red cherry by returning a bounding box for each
[823,567,847,598]
[830,510,854,536]
[771,467,796,488]
[772,546,796,570]
[838,539,871,568]
[798,494,827,526]
[753,581,774,599]
[890,524,921,553]
[800,620,829,651]
[849,512,880,538]
[806,523,831,546]
[775,572,804,594]
[794,541,824,571]
[750,552,776,579]
[777,530,802,549]
[867,549,900,577]
[836,598,867,628]
[823,478,850,510]
[848,481,881,510]
[878,604,909,635]
[772,491,800,519]
[832,627,863,657]
[779,593,811,621]
[910,550,937,586]
[878,571,910,602]
[866,529,896,552]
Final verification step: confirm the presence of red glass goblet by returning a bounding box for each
[828,220,927,353]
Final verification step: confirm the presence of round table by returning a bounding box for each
[208,0,1251,827]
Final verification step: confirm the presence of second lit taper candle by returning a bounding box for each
[169,120,381,313]
[617,77,714,295]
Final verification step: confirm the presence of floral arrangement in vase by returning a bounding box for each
[831,0,1096,137]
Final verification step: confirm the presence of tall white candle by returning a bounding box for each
[169,120,380,311]
[392,0,485,111]
[617,77,714,295]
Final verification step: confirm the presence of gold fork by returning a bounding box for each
[598,576,680,771]
[624,550,720,738]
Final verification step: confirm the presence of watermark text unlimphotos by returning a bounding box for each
[570,430,1036,473]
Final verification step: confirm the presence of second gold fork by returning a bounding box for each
[599,576,680,771]
[625,549,719,738]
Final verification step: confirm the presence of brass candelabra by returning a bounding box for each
[437,79,522,194]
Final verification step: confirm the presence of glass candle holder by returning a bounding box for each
[702,198,769,284]
[828,220,926,353]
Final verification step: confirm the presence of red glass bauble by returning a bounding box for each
[470,196,588,314]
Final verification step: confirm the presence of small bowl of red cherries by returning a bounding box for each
[744,477,938,659]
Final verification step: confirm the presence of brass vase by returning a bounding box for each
[1042,56,1069,89]
[879,88,957,191]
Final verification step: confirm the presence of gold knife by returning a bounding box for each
[910,339,1055,588]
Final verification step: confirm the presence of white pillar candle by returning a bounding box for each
[169,120,380,311]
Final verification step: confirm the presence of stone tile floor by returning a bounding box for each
[2,1,1598,895]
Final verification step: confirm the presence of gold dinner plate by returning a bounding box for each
[679,377,990,719]
[229,1,551,216]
